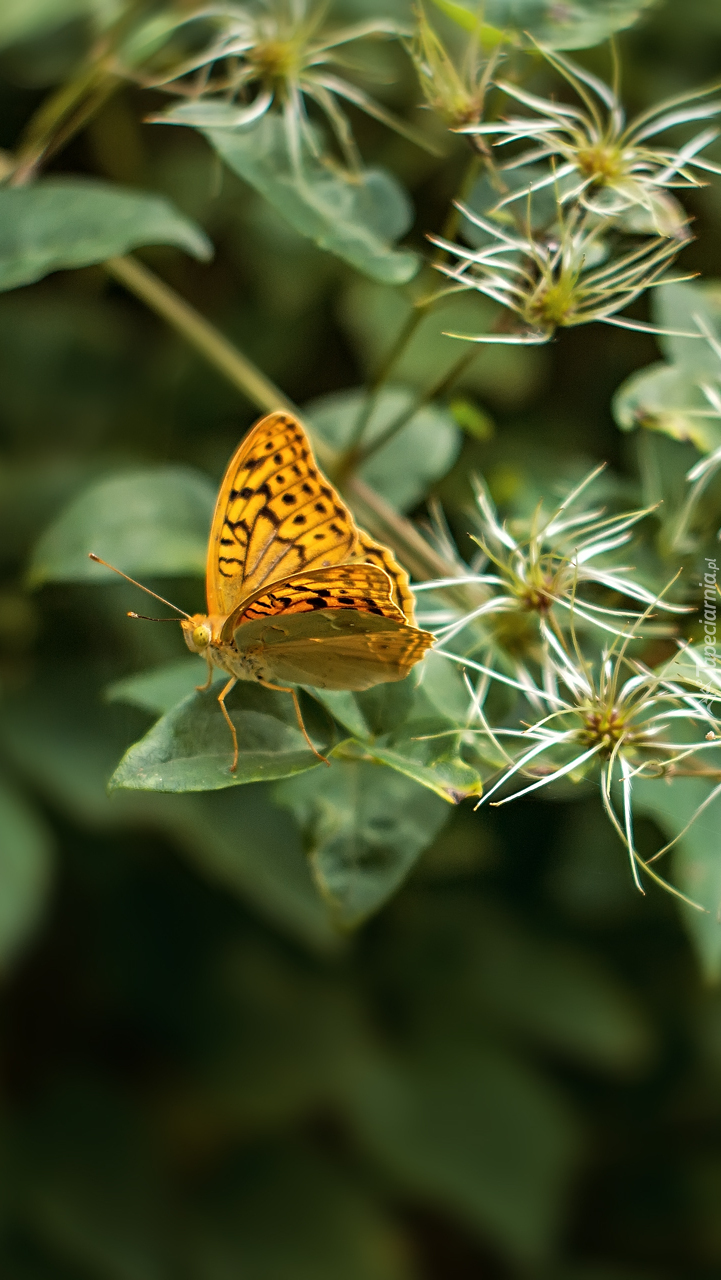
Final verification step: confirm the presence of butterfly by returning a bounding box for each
[93,411,434,771]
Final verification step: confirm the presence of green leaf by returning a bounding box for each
[105,658,219,716]
[0,672,336,950]
[187,1141,413,1280]
[438,0,655,48]
[21,1084,170,1280]
[612,362,721,452]
[200,939,373,1124]
[632,774,721,982]
[110,683,331,792]
[274,760,450,926]
[431,0,506,43]
[366,740,482,803]
[345,1043,581,1263]
[168,111,418,284]
[0,180,212,293]
[28,467,215,586]
[0,0,96,49]
[653,279,721,377]
[173,788,338,953]
[310,659,485,803]
[341,280,548,409]
[470,907,655,1071]
[0,774,54,969]
[655,646,721,700]
[307,386,461,511]
[449,396,495,441]
[395,894,654,1072]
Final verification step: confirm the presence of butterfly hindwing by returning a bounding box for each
[231,607,435,690]
[355,530,417,623]
[228,563,406,634]
[207,412,360,615]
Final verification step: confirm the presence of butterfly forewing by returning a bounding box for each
[207,412,361,615]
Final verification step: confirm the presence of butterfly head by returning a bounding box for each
[181,613,226,653]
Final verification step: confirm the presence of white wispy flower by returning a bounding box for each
[414,466,688,691]
[459,43,721,238]
[143,0,431,170]
[430,199,697,343]
[463,613,721,904]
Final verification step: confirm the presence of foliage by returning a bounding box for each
[2,2,721,1278]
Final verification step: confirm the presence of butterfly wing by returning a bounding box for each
[232,607,434,691]
[222,563,405,638]
[206,411,361,616]
[356,530,417,624]
[227,562,433,689]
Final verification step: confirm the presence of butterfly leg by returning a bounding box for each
[260,681,330,767]
[196,656,214,692]
[217,676,239,772]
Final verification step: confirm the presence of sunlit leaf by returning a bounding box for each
[275,760,450,926]
[367,740,482,803]
[0,0,96,49]
[164,111,418,284]
[0,180,212,293]
[632,774,721,982]
[307,386,461,512]
[654,279,721,377]
[0,774,54,969]
[311,662,484,802]
[28,468,215,586]
[612,361,721,452]
[436,0,655,49]
[110,682,331,792]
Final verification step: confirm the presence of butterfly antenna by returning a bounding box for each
[128,612,182,622]
[88,553,190,619]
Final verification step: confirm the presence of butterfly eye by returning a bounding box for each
[192,624,211,649]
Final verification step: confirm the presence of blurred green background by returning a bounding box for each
[2,2,721,1277]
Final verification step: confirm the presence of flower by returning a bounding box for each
[414,466,688,700]
[466,609,721,904]
[430,198,695,343]
[459,43,721,239]
[409,5,500,130]
[144,0,431,170]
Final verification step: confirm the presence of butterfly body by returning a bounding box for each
[179,412,434,769]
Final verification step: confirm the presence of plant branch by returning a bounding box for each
[355,345,478,467]
[11,60,121,186]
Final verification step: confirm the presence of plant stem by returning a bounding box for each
[106,254,297,414]
[12,61,120,185]
[355,345,478,466]
[104,254,481,604]
[344,150,483,454]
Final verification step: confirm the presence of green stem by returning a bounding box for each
[356,344,478,466]
[11,61,120,185]
[106,254,297,414]
[345,148,483,454]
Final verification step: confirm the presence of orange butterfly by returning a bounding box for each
[93,412,434,771]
